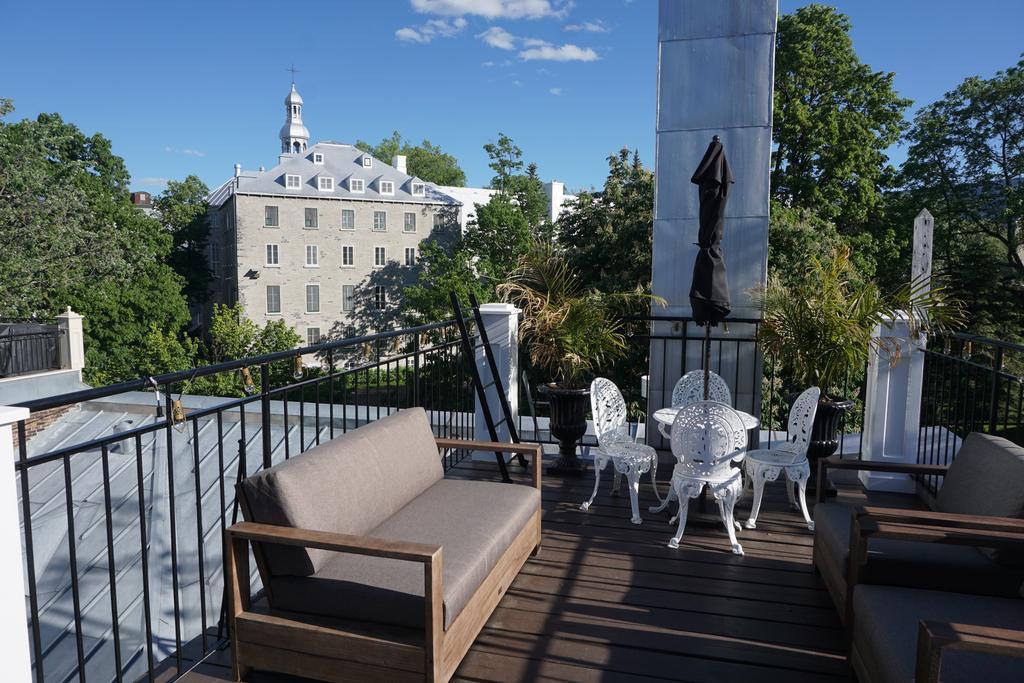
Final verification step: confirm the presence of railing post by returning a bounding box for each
[2,407,34,681]
[988,347,1004,434]
[413,334,421,406]
[261,364,272,470]
[55,307,85,376]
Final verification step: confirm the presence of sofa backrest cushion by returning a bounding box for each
[936,432,1024,519]
[239,407,443,576]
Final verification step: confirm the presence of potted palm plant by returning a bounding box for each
[756,246,964,490]
[499,240,660,476]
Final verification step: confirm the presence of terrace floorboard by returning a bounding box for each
[171,454,920,682]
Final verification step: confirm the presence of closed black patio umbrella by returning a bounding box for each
[689,135,734,399]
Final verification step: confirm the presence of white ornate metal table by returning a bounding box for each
[743,447,814,531]
[653,407,758,432]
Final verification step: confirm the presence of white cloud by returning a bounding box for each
[482,60,496,67]
[182,148,206,157]
[549,87,562,96]
[565,20,608,33]
[411,0,571,20]
[396,16,467,43]
[520,43,598,62]
[477,26,517,50]
[512,80,523,87]
[137,177,169,188]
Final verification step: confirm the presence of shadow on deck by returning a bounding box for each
[166,453,909,682]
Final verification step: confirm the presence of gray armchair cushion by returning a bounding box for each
[814,502,1024,604]
[852,585,1024,683]
[239,408,443,576]
[269,478,540,630]
[936,432,1024,519]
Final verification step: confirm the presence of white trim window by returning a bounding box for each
[305,284,320,313]
[342,245,354,267]
[285,174,301,189]
[373,211,387,232]
[349,178,365,193]
[305,244,319,267]
[307,327,321,345]
[264,205,279,227]
[379,179,394,195]
[318,176,335,191]
[404,247,417,266]
[411,182,425,197]
[266,285,281,314]
[342,284,355,313]
[373,285,386,310]
[209,242,221,275]
[341,208,355,230]
[362,156,372,168]
[374,246,386,268]
[313,152,324,164]
[304,208,318,229]
[265,243,280,267]
[403,212,416,233]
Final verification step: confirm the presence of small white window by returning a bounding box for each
[306,284,320,313]
[379,180,394,195]
[210,242,221,275]
[342,245,354,267]
[285,174,301,189]
[433,213,445,229]
[307,327,321,345]
[264,205,279,227]
[313,152,324,164]
[318,176,334,191]
[405,247,417,266]
[305,244,319,267]
[374,246,386,268]
[373,285,386,310]
[342,285,355,312]
[362,156,372,168]
[265,244,279,266]
[349,178,365,193]
[411,183,425,197]
[404,212,416,233]
[266,286,281,314]
[304,208,318,229]
[341,209,355,230]
[373,211,387,232]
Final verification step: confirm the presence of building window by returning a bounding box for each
[373,211,387,232]
[433,213,446,229]
[405,247,417,266]
[374,246,386,268]
[305,244,319,267]
[349,178,365,193]
[341,209,355,230]
[342,285,355,312]
[318,176,334,191]
[209,242,221,275]
[362,156,372,168]
[305,284,320,313]
[373,285,386,310]
[285,174,301,189]
[342,245,354,266]
[379,180,394,195]
[307,327,321,345]
[266,285,281,314]
[313,152,324,164]
[404,212,416,233]
[304,207,318,228]
[264,206,279,227]
[265,244,279,266]
[411,182,425,197]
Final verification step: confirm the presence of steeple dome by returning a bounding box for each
[279,83,310,154]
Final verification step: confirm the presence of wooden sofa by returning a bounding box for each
[225,407,542,682]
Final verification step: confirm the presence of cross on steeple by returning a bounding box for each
[286,64,299,84]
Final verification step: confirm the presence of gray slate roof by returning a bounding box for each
[208,142,459,208]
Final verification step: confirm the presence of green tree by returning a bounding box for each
[773,5,911,232]
[356,131,466,186]
[154,175,212,305]
[483,132,524,192]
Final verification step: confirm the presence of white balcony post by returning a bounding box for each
[0,405,33,680]
[56,307,85,377]
[473,304,520,455]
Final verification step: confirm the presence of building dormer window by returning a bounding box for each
[379,180,394,195]
[313,152,324,164]
[285,174,301,189]
[349,178,365,193]
[318,176,334,191]
[362,156,372,168]
[411,182,426,197]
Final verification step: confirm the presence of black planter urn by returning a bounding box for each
[540,384,590,477]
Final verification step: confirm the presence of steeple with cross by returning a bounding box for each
[279,67,310,154]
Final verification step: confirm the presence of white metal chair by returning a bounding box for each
[658,370,732,440]
[743,386,820,530]
[580,378,662,525]
[651,400,748,554]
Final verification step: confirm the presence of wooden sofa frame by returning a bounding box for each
[226,438,543,682]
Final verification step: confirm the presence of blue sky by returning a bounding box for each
[3,1,1022,194]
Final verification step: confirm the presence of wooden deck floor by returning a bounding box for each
[171,454,910,682]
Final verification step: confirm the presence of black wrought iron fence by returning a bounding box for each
[917,333,1024,495]
[0,325,63,378]
[12,321,477,683]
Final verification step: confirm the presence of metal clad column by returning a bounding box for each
[1,406,32,681]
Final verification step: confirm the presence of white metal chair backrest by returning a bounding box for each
[590,377,630,446]
[670,401,747,480]
[671,370,732,408]
[787,386,820,452]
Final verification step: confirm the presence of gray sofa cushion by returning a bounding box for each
[936,432,1024,518]
[852,585,1024,682]
[239,408,443,576]
[270,478,540,630]
[814,502,1024,604]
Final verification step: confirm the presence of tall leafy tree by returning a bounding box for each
[154,175,212,306]
[356,131,466,186]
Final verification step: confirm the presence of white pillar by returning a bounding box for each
[473,304,519,452]
[56,307,85,376]
[0,405,33,681]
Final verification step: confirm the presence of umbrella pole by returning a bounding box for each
[703,323,711,401]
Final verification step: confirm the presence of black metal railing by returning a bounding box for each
[12,321,477,683]
[917,332,1024,495]
[0,326,63,378]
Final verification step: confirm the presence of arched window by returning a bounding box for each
[293,141,301,153]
